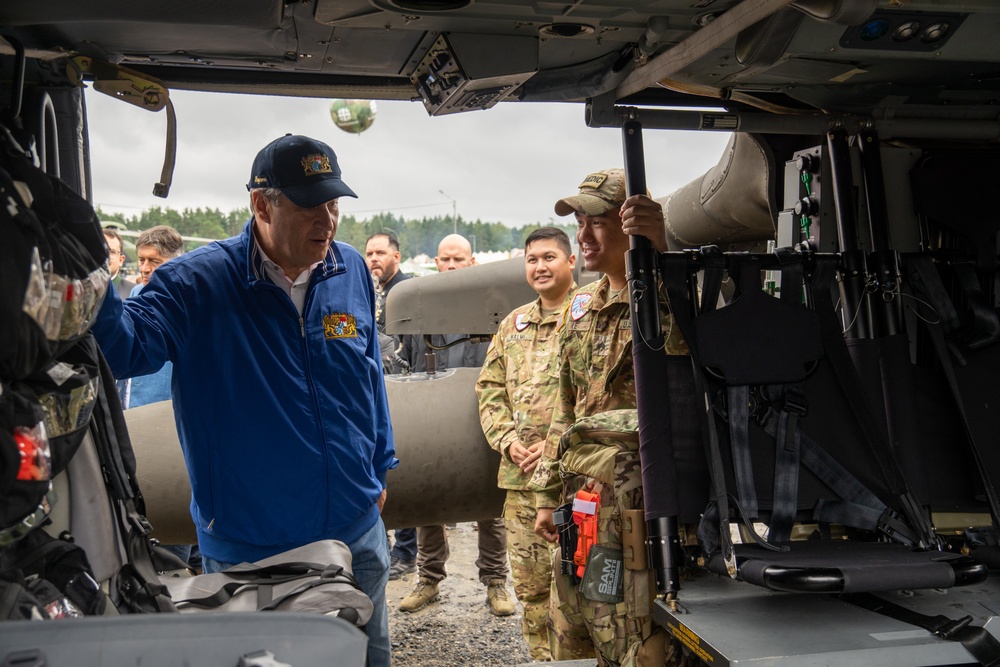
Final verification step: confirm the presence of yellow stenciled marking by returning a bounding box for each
[669,622,714,663]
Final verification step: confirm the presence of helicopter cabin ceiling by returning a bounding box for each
[1,0,999,120]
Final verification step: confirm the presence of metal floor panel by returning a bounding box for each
[655,572,1000,666]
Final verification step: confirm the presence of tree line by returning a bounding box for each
[97,206,575,259]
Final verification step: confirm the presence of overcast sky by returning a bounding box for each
[85,88,733,229]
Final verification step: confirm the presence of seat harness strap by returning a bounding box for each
[843,593,1000,667]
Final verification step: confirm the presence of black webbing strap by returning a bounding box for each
[768,387,804,544]
[697,493,785,556]
[810,257,938,546]
[775,247,805,305]
[176,580,258,610]
[699,245,726,314]
[223,560,360,588]
[715,254,812,546]
[662,252,738,575]
[698,252,759,549]
[907,255,1000,532]
[258,575,349,612]
[758,408,919,544]
[705,255,758,530]
[727,385,759,520]
[123,524,175,612]
[89,342,136,503]
[843,593,1000,667]
[773,251,810,538]
[90,338,176,612]
[715,254,807,545]
[174,562,357,611]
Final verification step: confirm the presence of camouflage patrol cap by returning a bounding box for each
[554,168,626,217]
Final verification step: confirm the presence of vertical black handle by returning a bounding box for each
[826,128,871,339]
[858,129,902,337]
[622,116,680,598]
[622,118,662,343]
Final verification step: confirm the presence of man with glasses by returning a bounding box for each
[102,226,135,299]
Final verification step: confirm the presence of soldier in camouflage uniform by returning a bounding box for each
[476,227,594,661]
[530,169,692,667]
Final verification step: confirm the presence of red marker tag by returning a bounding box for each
[14,425,52,482]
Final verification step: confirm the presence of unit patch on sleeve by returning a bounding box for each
[324,312,358,339]
[571,293,593,321]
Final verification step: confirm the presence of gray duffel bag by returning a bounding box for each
[162,540,373,626]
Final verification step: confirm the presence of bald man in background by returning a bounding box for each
[398,234,515,617]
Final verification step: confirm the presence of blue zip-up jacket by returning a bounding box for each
[92,221,397,563]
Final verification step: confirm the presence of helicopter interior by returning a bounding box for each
[2,0,1000,664]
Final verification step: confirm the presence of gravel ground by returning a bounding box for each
[387,522,534,667]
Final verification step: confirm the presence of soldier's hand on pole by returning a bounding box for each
[620,194,668,252]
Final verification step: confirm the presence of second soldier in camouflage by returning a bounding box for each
[477,227,594,661]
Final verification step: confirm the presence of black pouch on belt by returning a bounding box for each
[580,545,625,604]
[553,503,579,584]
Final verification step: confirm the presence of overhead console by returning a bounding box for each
[408,33,537,116]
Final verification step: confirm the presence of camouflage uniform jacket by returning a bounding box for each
[476,289,575,491]
[530,275,689,508]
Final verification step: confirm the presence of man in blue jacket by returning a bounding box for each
[91,134,397,667]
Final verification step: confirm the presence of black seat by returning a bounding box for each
[660,247,989,593]
[707,541,985,594]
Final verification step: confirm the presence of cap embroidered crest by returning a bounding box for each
[302,154,333,176]
[247,134,357,208]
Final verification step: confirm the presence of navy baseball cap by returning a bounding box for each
[247,134,357,208]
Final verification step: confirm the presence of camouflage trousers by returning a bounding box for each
[548,409,696,666]
[503,490,592,661]
[553,563,691,667]
[552,481,689,666]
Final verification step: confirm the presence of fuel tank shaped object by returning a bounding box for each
[386,256,537,336]
[126,368,504,544]
[659,132,777,249]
